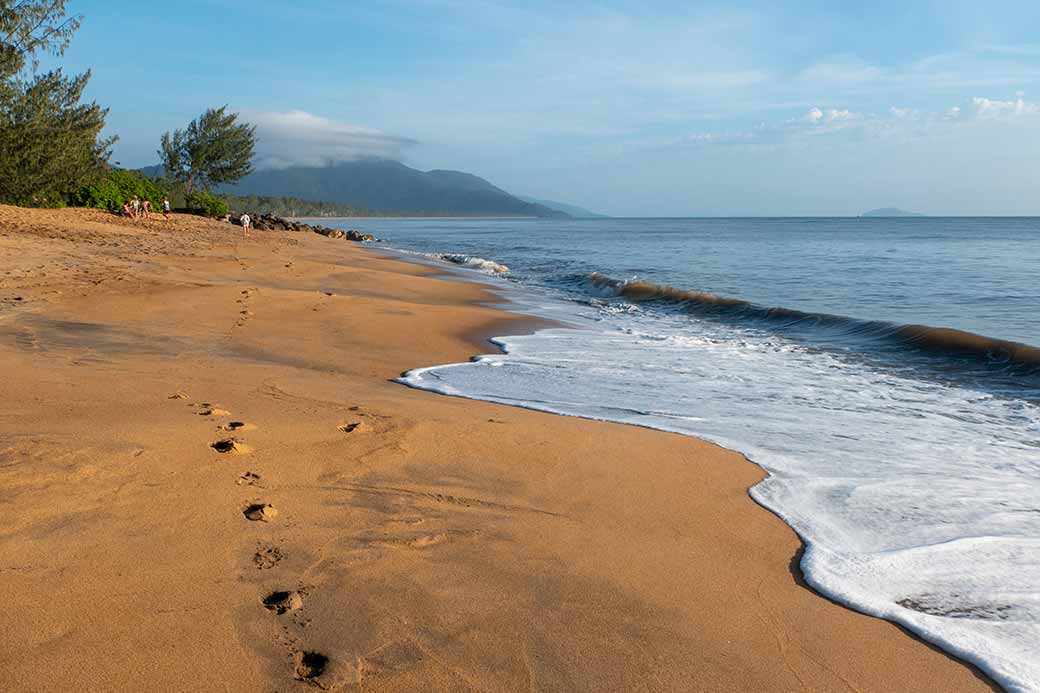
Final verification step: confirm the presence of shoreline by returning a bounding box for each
[0,206,997,691]
[289,215,549,221]
[386,256,1018,691]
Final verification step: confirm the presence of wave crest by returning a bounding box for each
[438,254,510,274]
[586,273,1040,371]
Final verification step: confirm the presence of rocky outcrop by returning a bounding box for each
[313,227,345,239]
[230,213,301,232]
[230,213,378,242]
[311,225,376,242]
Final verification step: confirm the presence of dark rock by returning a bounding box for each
[226,213,379,242]
[343,229,375,242]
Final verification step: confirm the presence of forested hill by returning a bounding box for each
[208,159,568,218]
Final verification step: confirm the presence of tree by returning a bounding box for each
[0,68,114,204]
[159,106,256,197]
[0,1,82,78]
[0,2,114,206]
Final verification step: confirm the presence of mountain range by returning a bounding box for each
[142,159,602,218]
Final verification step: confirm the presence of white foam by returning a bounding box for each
[376,248,511,276]
[436,253,510,274]
[399,302,1040,691]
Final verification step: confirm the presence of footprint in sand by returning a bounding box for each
[234,288,258,328]
[211,438,251,454]
[237,471,262,486]
[294,651,330,682]
[337,422,363,433]
[197,406,231,417]
[254,544,284,569]
[221,421,255,432]
[262,590,303,614]
[243,503,278,522]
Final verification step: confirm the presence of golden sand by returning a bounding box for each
[0,206,994,691]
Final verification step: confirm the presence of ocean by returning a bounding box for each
[331,216,1040,691]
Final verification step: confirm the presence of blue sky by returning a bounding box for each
[53,1,1040,215]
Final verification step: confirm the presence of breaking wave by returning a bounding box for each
[437,254,510,274]
[587,272,1040,375]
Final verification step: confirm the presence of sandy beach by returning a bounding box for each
[0,206,995,691]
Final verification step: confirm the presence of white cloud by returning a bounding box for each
[970,94,1040,119]
[820,108,856,123]
[799,107,860,130]
[678,94,1040,150]
[243,110,417,169]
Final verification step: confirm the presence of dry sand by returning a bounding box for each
[0,206,995,691]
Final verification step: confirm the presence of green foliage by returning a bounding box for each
[0,2,112,206]
[224,194,377,217]
[185,190,228,217]
[159,106,256,196]
[0,1,82,78]
[221,191,505,218]
[69,169,165,211]
[0,68,115,206]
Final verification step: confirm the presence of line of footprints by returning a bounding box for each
[235,287,257,329]
[168,390,367,686]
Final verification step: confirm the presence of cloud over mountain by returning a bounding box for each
[244,110,418,169]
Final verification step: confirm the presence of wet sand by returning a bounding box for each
[0,205,994,691]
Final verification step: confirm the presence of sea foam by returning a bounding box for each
[399,289,1040,691]
[435,253,510,274]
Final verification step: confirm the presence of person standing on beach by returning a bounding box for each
[161,197,171,219]
[240,213,251,238]
[141,199,151,218]
[130,196,140,217]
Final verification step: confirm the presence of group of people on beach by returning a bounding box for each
[120,195,171,220]
[115,195,253,238]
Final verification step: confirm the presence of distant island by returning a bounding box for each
[861,208,925,217]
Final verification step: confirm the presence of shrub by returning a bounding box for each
[69,169,165,211]
[185,190,228,217]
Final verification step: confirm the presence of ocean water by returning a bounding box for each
[333,217,1040,691]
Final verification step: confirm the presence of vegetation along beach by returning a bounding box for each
[2,2,1038,691]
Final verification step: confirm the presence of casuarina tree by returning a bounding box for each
[0,1,114,205]
[0,0,81,78]
[159,107,256,198]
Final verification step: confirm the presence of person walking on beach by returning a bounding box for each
[240,213,251,238]
[161,197,171,219]
[141,199,151,218]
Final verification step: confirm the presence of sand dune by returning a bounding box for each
[0,206,993,691]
